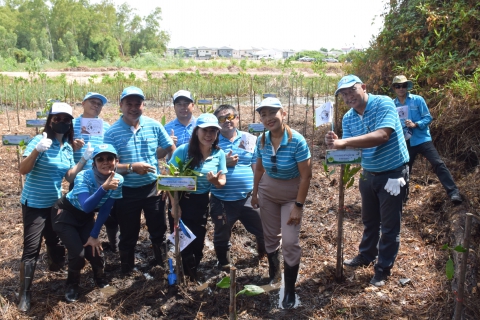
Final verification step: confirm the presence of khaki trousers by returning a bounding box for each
[257,174,301,266]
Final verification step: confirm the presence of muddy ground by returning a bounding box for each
[0,100,478,319]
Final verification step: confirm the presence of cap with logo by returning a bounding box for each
[335,75,363,95]
[92,144,118,158]
[256,97,283,113]
[173,90,194,103]
[195,113,222,129]
[83,92,108,105]
[50,102,73,118]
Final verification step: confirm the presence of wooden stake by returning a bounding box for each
[229,267,237,320]
[335,164,345,282]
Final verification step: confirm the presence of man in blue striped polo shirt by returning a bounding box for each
[325,75,409,287]
[210,105,266,270]
[103,86,176,273]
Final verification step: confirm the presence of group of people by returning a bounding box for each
[17,86,312,311]
[326,74,461,287]
[17,73,460,312]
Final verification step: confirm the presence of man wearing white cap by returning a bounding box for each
[325,75,409,287]
[162,90,196,233]
[104,86,176,273]
[391,75,461,204]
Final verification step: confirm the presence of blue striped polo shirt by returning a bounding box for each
[256,128,311,180]
[164,117,196,146]
[21,135,75,208]
[394,93,432,147]
[66,169,124,210]
[103,115,174,187]
[211,130,256,201]
[72,115,111,168]
[342,93,409,172]
[168,143,227,194]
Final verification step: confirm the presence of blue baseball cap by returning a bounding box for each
[92,144,118,158]
[256,97,283,113]
[335,75,363,95]
[83,92,107,105]
[195,113,222,129]
[120,86,145,101]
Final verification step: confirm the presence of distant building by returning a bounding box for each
[282,49,296,59]
[253,49,283,60]
[218,46,234,58]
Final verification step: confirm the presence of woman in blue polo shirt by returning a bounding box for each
[17,102,93,312]
[251,97,312,309]
[168,113,227,281]
[52,144,123,302]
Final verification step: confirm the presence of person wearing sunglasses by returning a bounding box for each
[17,102,93,312]
[392,75,461,204]
[162,90,196,236]
[103,86,175,274]
[325,75,409,288]
[167,113,227,281]
[210,105,266,271]
[251,97,312,309]
[51,144,123,302]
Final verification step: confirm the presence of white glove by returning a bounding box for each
[384,177,406,196]
[82,142,94,161]
[35,132,52,152]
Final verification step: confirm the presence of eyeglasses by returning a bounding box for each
[51,115,72,124]
[393,83,408,89]
[217,113,236,123]
[95,155,116,163]
[271,155,277,173]
[338,85,360,98]
[174,102,192,108]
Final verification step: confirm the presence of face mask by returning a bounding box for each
[51,122,70,134]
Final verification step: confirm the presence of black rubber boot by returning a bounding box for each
[182,254,198,282]
[214,247,232,270]
[106,225,119,253]
[46,245,66,271]
[119,250,135,274]
[17,261,36,312]
[282,262,299,309]
[256,238,267,259]
[152,243,166,268]
[91,261,109,288]
[266,249,281,284]
[65,270,81,303]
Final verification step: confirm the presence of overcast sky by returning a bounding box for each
[101,0,387,51]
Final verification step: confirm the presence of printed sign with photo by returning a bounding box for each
[239,132,257,153]
[80,118,104,135]
[396,105,408,120]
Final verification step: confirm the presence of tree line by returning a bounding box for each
[0,0,169,63]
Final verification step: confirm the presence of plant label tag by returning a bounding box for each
[248,123,265,133]
[80,118,104,135]
[326,149,362,165]
[157,175,197,191]
[2,135,31,146]
[26,119,46,127]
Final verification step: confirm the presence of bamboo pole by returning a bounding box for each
[453,213,473,320]
[335,165,345,282]
[229,267,237,320]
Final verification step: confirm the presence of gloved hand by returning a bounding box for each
[35,132,52,152]
[82,142,94,161]
[384,177,406,196]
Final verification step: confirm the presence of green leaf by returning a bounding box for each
[161,115,166,126]
[236,285,265,297]
[453,245,467,253]
[441,243,449,250]
[346,177,355,189]
[216,276,231,289]
[446,258,454,280]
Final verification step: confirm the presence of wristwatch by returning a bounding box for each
[294,201,304,208]
[127,163,133,174]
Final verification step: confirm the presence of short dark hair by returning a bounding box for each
[214,104,238,117]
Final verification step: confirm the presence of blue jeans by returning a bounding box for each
[407,140,458,196]
[210,194,264,250]
[358,165,408,274]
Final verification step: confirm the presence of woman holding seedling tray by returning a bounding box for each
[168,113,227,282]
[17,102,93,312]
[52,144,123,303]
[251,97,312,309]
